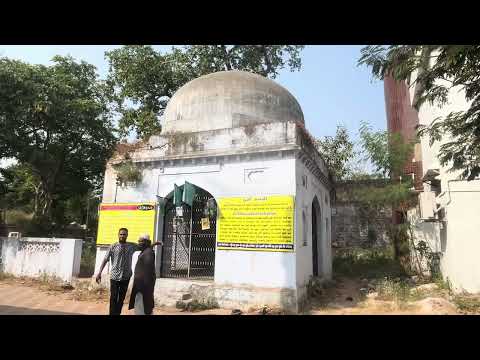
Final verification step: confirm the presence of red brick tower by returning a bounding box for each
[384,75,423,191]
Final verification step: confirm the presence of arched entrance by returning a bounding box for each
[312,196,322,277]
[160,184,217,279]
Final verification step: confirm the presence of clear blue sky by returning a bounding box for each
[0,45,386,141]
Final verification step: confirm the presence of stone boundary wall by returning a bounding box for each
[0,237,82,283]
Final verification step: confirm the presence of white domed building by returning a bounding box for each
[95,71,333,313]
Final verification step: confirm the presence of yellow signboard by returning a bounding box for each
[96,203,156,245]
[217,195,294,252]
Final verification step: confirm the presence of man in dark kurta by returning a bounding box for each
[129,234,157,315]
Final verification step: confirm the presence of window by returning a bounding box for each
[302,174,308,188]
[326,218,330,244]
[302,211,308,246]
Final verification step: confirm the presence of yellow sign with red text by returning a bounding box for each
[96,203,156,245]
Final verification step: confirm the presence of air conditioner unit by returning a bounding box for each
[419,191,436,219]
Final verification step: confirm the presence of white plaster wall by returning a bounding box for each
[408,70,471,182]
[439,180,480,293]
[162,156,297,289]
[0,237,82,283]
[97,155,298,289]
[407,68,480,293]
[103,122,298,204]
[295,159,332,292]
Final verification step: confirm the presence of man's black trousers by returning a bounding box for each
[110,279,129,315]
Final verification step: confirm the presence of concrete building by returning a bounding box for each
[384,70,480,294]
[94,71,334,312]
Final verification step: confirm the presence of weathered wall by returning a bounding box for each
[162,71,304,134]
[153,278,297,312]
[332,180,392,248]
[294,156,332,305]
[332,204,391,248]
[0,237,82,282]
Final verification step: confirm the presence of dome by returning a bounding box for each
[162,70,304,133]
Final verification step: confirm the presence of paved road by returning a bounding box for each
[0,282,112,315]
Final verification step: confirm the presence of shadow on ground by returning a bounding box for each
[0,305,78,315]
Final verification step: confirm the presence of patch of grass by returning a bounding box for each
[305,276,339,310]
[453,295,480,314]
[434,277,452,292]
[69,280,109,302]
[375,277,450,305]
[333,247,406,279]
[35,272,70,292]
[176,297,219,312]
[375,278,412,303]
[0,271,15,281]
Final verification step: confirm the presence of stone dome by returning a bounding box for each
[162,70,304,133]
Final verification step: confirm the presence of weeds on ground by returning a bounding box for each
[332,248,460,308]
[432,278,480,314]
[333,247,406,279]
[305,276,338,309]
[176,297,219,312]
[0,271,14,281]
[375,278,412,302]
[69,280,109,302]
[452,295,480,314]
[0,272,109,303]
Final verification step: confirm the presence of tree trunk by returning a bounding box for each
[33,180,54,222]
[221,45,232,71]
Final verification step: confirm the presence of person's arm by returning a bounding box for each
[152,241,163,247]
[95,246,112,284]
[127,242,141,251]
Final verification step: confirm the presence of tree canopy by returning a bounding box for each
[314,125,355,181]
[359,45,480,180]
[0,56,117,224]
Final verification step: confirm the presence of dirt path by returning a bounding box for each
[0,280,231,315]
[0,276,471,315]
[307,277,460,315]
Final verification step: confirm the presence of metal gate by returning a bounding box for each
[160,189,216,279]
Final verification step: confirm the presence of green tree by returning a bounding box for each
[358,45,480,180]
[0,56,117,227]
[359,122,415,179]
[353,122,417,266]
[106,45,305,139]
[314,125,355,180]
[0,163,39,213]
